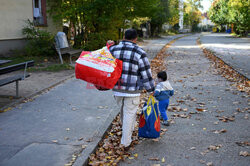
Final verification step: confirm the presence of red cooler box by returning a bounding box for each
[75,46,122,89]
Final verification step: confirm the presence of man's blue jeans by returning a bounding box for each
[158,99,169,121]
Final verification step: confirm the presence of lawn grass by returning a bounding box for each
[28,64,74,72]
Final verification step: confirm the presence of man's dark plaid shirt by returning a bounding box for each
[110,40,155,93]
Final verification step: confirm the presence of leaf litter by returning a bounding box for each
[197,38,250,94]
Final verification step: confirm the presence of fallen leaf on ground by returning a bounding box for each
[183,108,188,112]
[201,150,210,156]
[86,138,93,142]
[152,138,159,142]
[216,110,224,113]
[161,129,168,132]
[148,157,160,161]
[208,144,222,151]
[133,153,138,158]
[177,100,185,103]
[78,137,83,141]
[211,129,227,134]
[206,162,213,166]
[214,121,219,125]
[244,114,248,119]
[236,141,250,147]
[196,108,206,112]
[218,116,235,122]
[239,151,250,157]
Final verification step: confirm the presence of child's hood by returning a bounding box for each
[161,81,173,90]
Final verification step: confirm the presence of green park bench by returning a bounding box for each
[0,60,34,98]
[55,32,82,64]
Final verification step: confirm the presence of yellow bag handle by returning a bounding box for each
[146,95,158,121]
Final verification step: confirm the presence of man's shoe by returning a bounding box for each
[120,145,131,152]
[124,146,130,151]
[162,120,170,126]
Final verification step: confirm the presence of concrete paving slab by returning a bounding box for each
[1,143,81,166]
[0,78,119,166]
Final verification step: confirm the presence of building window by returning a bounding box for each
[33,0,47,26]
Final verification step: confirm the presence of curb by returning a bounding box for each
[198,35,249,81]
[73,108,120,166]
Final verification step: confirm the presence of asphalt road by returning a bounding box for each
[200,33,250,79]
[120,34,250,166]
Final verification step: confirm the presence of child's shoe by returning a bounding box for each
[162,120,170,126]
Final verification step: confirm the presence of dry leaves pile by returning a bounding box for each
[88,37,185,166]
[88,115,136,165]
[197,38,249,94]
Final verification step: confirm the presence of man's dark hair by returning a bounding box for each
[125,29,137,40]
[157,71,167,81]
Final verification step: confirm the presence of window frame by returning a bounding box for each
[33,0,47,26]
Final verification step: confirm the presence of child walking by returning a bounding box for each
[154,71,174,126]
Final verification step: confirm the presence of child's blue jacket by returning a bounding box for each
[154,80,174,101]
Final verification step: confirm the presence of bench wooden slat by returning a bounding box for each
[60,49,82,55]
[0,74,30,86]
[0,60,34,75]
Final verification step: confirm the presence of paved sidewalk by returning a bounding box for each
[200,33,250,79]
[0,79,119,166]
[0,70,74,109]
[140,34,186,60]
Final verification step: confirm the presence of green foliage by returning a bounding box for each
[168,0,180,26]
[209,0,249,36]
[150,0,170,36]
[183,0,202,32]
[228,0,249,36]
[22,20,56,56]
[209,0,229,25]
[47,0,176,49]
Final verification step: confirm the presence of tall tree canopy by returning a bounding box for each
[48,0,166,49]
[183,0,202,31]
[209,0,249,36]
